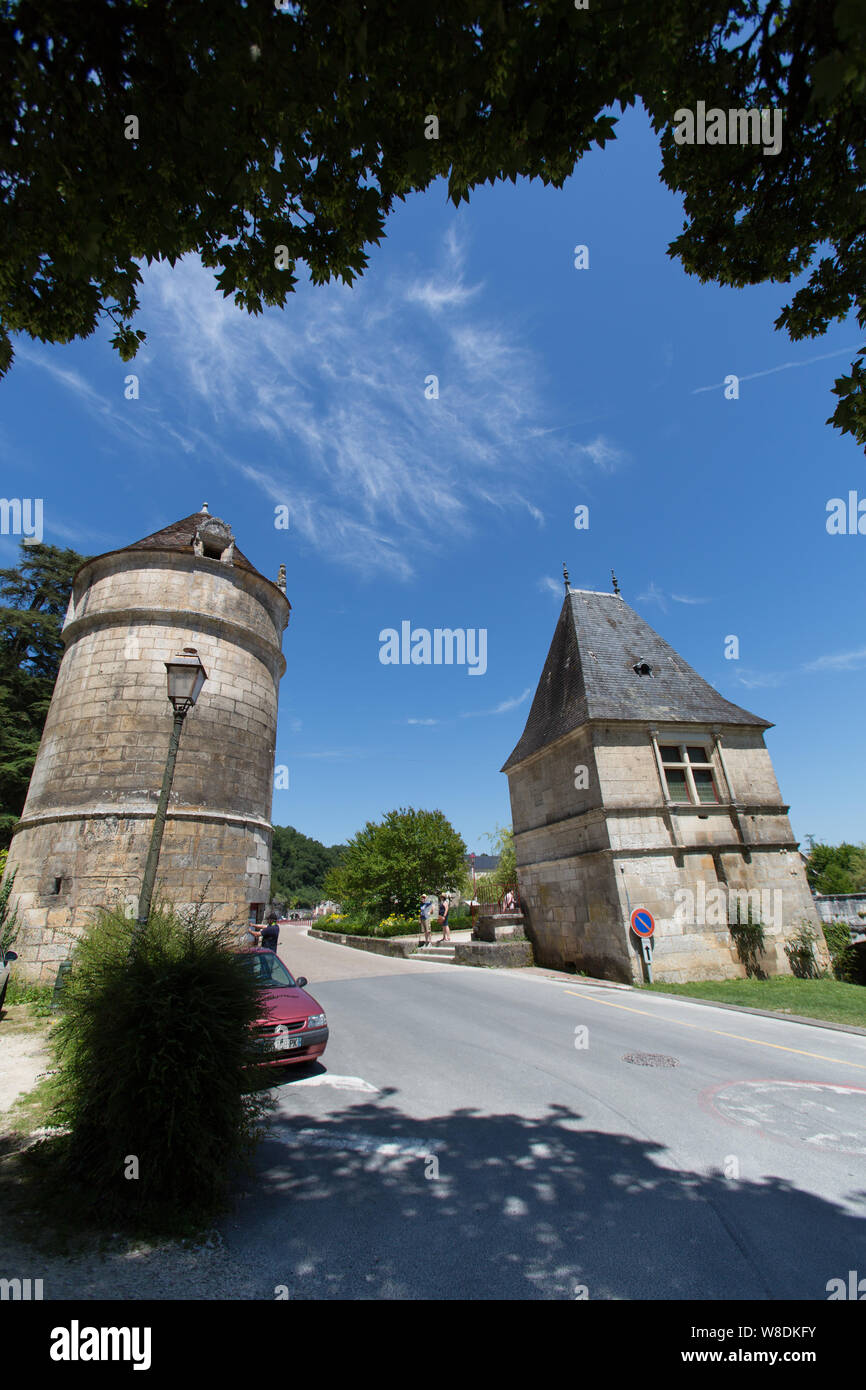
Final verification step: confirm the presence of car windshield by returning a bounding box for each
[238,951,297,989]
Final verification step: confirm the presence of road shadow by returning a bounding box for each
[220,1099,866,1300]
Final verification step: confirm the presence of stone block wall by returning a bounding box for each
[508,721,826,985]
[4,546,289,984]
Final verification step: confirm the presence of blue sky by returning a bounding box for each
[1,104,863,853]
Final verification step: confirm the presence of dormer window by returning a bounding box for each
[633,660,653,677]
[194,516,235,565]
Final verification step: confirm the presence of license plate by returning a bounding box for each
[270,1033,303,1052]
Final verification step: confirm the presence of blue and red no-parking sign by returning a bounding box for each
[630,908,655,938]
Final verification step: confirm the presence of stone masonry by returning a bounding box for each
[3,507,290,983]
[502,584,826,985]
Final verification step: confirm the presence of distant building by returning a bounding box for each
[5,506,290,982]
[502,582,824,984]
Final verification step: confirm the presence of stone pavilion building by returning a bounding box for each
[502,575,823,984]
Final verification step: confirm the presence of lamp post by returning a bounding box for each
[132,646,207,947]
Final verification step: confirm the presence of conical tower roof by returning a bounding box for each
[502,589,770,772]
[126,508,262,577]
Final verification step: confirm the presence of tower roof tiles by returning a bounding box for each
[501,589,770,772]
[127,510,262,576]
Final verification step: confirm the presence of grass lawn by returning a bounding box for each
[640,976,866,1028]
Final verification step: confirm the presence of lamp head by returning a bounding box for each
[165,646,208,713]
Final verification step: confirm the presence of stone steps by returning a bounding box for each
[411,943,458,962]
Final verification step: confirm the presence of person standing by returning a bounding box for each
[419,893,434,946]
[437,893,452,942]
[260,911,280,953]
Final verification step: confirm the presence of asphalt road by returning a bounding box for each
[219,926,866,1300]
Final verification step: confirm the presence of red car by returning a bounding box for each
[238,948,329,1068]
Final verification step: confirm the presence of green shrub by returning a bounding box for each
[822,920,858,982]
[728,911,766,979]
[785,922,822,979]
[48,901,271,1229]
[314,911,419,938]
[0,859,19,959]
[6,978,53,1014]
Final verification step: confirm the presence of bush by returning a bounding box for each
[822,920,858,982]
[48,901,271,1229]
[0,854,19,959]
[6,978,53,1014]
[785,922,822,979]
[729,918,766,979]
[314,911,419,938]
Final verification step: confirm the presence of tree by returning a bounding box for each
[323,807,467,921]
[1,2,863,444]
[805,841,866,895]
[269,824,345,907]
[478,824,517,900]
[0,542,88,846]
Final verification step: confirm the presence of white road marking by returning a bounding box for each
[290,1128,439,1158]
[287,1073,380,1093]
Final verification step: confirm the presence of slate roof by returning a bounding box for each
[126,510,262,577]
[501,590,770,772]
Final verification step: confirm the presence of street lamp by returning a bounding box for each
[133,646,208,942]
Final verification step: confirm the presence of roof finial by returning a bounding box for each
[563,562,572,595]
[201,501,209,515]
[611,568,621,596]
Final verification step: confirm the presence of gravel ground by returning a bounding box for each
[0,1007,52,1112]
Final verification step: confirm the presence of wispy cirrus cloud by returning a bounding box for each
[803,646,866,673]
[539,575,564,601]
[637,584,710,612]
[732,643,866,688]
[461,687,531,718]
[118,226,626,578]
[636,580,668,613]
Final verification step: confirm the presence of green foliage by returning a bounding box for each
[0,543,88,845]
[6,977,53,1014]
[270,824,345,908]
[478,824,517,900]
[0,858,19,959]
[821,920,858,982]
[49,901,270,1228]
[785,922,823,980]
[0,4,863,442]
[314,911,419,938]
[729,906,766,979]
[805,842,866,895]
[323,806,467,920]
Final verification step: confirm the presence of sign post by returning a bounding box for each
[630,908,655,984]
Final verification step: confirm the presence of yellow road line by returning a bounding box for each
[563,990,866,1072]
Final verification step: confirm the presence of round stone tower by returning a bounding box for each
[5,505,290,982]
